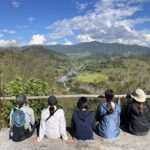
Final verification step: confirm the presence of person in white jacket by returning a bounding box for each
[37,96,72,144]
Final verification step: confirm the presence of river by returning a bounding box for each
[58,66,82,90]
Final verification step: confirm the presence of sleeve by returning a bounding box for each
[9,109,13,127]
[71,113,75,135]
[30,108,35,125]
[95,104,107,122]
[59,110,68,141]
[91,113,96,131]
[95,105,101,122]
[37,111,46,142]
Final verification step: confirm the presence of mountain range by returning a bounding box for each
[1,41,150,58]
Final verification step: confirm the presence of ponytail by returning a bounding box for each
[49,105,55,116]
[18,103,24,108]
[107,101,114,114]
[105,89,114,114]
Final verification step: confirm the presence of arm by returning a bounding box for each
[59,110,68,141]
[92,113,96,131]
[95,104,107,122]
[95,105,101,122]
[30,108,35,125]
[9,109,13,127]
[71,113,75,135]
[37,111,46,142]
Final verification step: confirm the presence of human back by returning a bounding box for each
[9,93,35,142]
[37,96,72,143]
[71,97,96,140]
[126,88,149,135]
[40,107,67,139]
[96,89,121,138]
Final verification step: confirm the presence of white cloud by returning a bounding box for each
[28,16,36,24]
[46,0,150,47]
[47,19,73,39]
[0,29,16,34]
[77,34,95,42]
[47,42,58,45]
[64,38,73,45]
[29,34,46,45]
[0,39,20,47]
[12,0,20,8]
[76,1,88,13]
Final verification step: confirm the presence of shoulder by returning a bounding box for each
[41,107,49,115]
[23,106,34,113]
[100,103,107,109]
[57,108,64,115]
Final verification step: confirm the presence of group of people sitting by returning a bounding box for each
[9,88,150,143]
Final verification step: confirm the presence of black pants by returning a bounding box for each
[10,124,35,142]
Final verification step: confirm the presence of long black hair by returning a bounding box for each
[105,89,114,114]
[48,96,57,116]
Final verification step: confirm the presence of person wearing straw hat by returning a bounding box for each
[126,88,150,136]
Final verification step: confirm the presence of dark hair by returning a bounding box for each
[77,97,88,110]
[49,106,55,116]
[105,89,114,114]
[138,103,144,113]
[105,89,114,100]
[18,103,24,108]
[133,99,144,113]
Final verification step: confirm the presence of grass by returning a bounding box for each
[72,71,108,85]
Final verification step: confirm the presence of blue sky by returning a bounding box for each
[0,0,150,47]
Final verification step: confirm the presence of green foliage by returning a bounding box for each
[2,77,50,126]
[4,77,24,96]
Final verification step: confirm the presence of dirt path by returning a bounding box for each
[0,129,149,150]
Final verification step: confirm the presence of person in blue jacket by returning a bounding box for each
[71,97,96,140]
[96,89,121,138]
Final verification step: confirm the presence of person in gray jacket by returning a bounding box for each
[126,88,150,136]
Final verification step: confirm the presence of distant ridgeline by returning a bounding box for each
[1,41,150,58]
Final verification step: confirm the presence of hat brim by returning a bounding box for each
[130,95,146,103]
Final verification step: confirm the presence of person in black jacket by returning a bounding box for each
[71,97,96,140]
[126,88,150,136]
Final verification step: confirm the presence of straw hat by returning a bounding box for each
[130,88,146,103]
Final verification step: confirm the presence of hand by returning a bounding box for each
[66,138,73,144]
[32,139,38,144]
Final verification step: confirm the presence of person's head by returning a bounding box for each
[48,96,57,116]
[130,88,146,103]
[77,97,88,110]
[16,93,26,108]
[48,95,57,106]
[130,88,146,113]
[105,89,114,102]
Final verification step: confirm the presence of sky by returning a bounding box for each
[0,0,150,47]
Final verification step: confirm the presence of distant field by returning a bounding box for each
[72,71,108,85]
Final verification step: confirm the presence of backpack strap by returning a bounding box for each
[46,109,58,122]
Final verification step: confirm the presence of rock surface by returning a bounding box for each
[0,129,149,150]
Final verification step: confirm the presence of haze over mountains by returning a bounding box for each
[1,41,150,58]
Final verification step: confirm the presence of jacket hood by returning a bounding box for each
[77,110,92,122]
